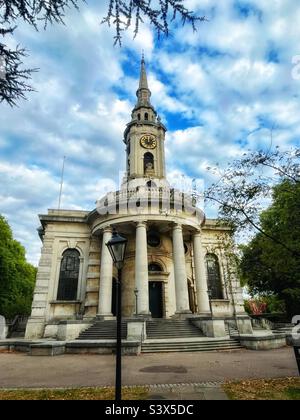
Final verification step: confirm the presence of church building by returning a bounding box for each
[25,59,253,344]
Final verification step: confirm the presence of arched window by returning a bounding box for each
[148,263,163,272]
[137,113,141,121]
[144,152,154,173]
[145,112,149,121]
[206,254,223,299]
[57,249,80,301]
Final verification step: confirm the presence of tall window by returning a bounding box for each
[144,152,154,173]
[57,249,80,301]
[206,254,223,299]
[145,112,149,121]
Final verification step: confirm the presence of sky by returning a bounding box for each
[0,0,300,265]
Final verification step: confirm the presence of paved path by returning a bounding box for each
[0,348,297,389]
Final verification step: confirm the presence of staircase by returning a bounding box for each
[141,338,243,353]
[146,319,203,339]
[272,323,295,335]
[142,319,243,353]
[225,323,239,337]
[76,320,127,340]
[75,319,244,353]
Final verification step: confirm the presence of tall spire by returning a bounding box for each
[136,54,151,107]
[139,54,149,90]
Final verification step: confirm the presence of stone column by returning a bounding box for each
[135,221,150,316]
[193,231,210,313]
[98,227,113,317]
[172,224,191,314]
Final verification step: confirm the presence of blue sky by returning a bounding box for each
[0,0,300,264]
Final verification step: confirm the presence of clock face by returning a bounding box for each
[140,135,157,149]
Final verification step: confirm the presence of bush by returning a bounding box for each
[0,216,36,318]
[244,296,286,316]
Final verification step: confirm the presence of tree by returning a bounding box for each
[239,180,300,318]
[205,147,300,258]
[0,0,205,106]
[103,0,205,45]
[0,215,36,319]
[1,0,81,106]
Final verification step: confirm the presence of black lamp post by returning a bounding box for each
[208,288,213,317]
[134,288,139,316]
[106,229,128,401]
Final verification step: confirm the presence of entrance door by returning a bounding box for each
[149,282,163,318]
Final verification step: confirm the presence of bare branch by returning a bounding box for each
[0,0,206,104]
[205,147,300,256]
[102,0,207,45]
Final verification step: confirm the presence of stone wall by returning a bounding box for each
[26,211,91,339]
[84,237,101,318]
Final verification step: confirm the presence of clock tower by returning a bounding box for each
[123,57,168,188]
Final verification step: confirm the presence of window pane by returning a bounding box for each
[144,152,154,173]
[57,249,80,301]
[206,254,223,299]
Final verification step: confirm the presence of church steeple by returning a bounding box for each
[139,54,149,89]
[136,55,152,108]
[123,57,168,187]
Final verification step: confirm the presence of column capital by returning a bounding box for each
[172,223,183,231]
[136,221,147,228]
[193,229,202,238]
[102,226,113,234]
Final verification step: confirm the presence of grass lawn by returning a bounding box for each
[0,387,149,400]
[224,378,300,400]
[2,379,300,400]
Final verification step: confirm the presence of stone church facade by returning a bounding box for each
[25,59,252,341]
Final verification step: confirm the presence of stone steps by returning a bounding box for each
[272,322,295,337]
[141,339,243,353]
[273,327,294,334]
[77,321,127,340]
[226,329,240,337]
[146,320,203,339]
[274,323,294,329]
